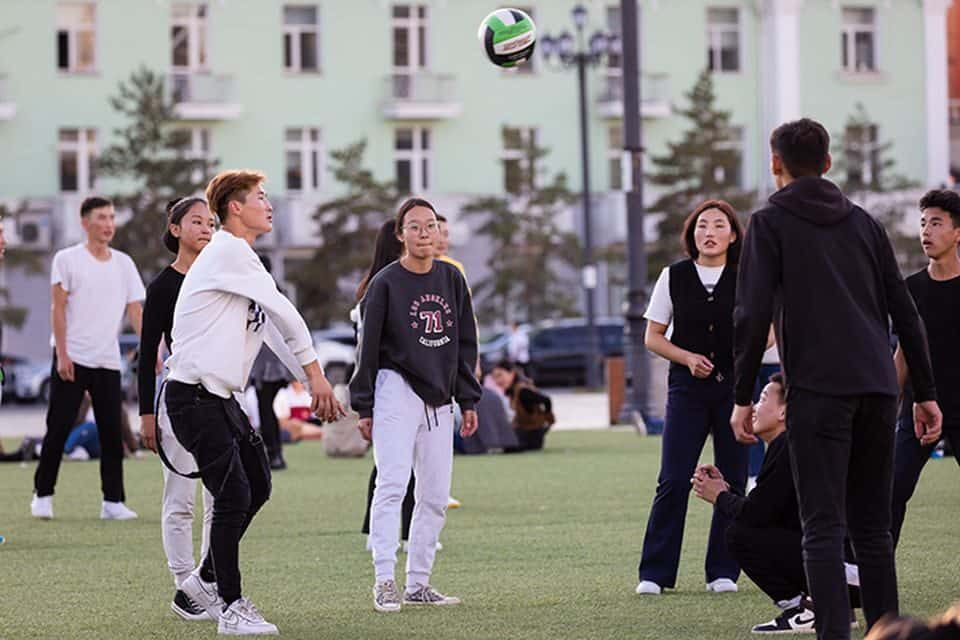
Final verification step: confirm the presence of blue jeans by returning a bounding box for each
[638,368,749,587]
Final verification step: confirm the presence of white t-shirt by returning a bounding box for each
[507,329,530,364]
[166,230,318,399]
[50,244,145,370]
[273,384,313,421]
[643,264,725,328]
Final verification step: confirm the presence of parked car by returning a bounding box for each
[1,353,32,401]
[312,324,357,348]
[478,324,530,372]
[527,318,625,387]
[311,332,357,386]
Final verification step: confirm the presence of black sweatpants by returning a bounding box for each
[361,466,415,541]
[255,380,287,461]
[786,389,898,639]
[34,354,125,502]
[165,380,271,605]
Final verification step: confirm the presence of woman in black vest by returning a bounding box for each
[636,199,748,595]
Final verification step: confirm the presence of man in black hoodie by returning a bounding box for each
[731,118,942,640]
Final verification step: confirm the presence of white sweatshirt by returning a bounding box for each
[166,229,318,398]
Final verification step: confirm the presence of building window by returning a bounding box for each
[56,3,96,73]
[845,123,879,186]
[285,128,323,192]
[283,5,320,72]
[392,5,429,72]
[706,7,740,73]
[395,127,431,194]
[59,128,97,193]
[608,124,624,192]
[715,126,744,188]
[501,127,537,195]
[171,4,208,71]
[841,7,876,73]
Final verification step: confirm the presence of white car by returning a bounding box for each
[312,336,356,386]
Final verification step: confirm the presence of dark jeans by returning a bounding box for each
[786,389,898,639]
[34,355,125,501]
[638,369,748,587]
[165,381,271,605]
[891,414,960,547]
[749,364,782,477]
[362,466,414,541]
[255,380,286,461]
[727,522,862,608]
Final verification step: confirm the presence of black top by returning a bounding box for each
[668,259,736,381]
[734,177,936,406]
[349,260,482,418]
[138,266,185,416]
[901,270,960,426]
[715,431,800,531]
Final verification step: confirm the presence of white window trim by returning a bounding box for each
[58,128,98,194]
[395,126,431,193]
[607,124,625,192]
[840,6,878,74]
[56,2,98,74]
[501,127,538,192]
[285,127,324,193]
[391,4,430,74]
[706,6,742,74]
[283,5,322,74]
[171,3,210,73]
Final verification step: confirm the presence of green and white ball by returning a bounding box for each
[477,8,537,68]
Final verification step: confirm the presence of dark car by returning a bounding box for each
[527,318,624,387]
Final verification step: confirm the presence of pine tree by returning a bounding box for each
[97,66,215,279]
[647,69,755,278]
[288,140,399,328]
[460,130,579,323]
[831,103,924,274]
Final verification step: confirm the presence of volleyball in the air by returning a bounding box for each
[477,8,537,68]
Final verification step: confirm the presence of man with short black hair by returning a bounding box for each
[731,118,941,639]
[891,189,960,547]
[32,196,145,521]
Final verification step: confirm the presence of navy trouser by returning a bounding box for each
[638,369,749,587]
[890,408,960,547]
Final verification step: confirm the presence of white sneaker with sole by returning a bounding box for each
[218,597,278,636]
[101,501,138,520]
[706,578,738,593]
[181,572,224,621]
[31,495,53,520]
[635,580,662,595]
[373,579,402,613]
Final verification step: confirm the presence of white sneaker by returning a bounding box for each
[31,495,53,520]
[447,496,461,509]
[635,580,662,595]
[706,578,738,593]
[181,571,225,621]
[67,447,90,461]
[218,597,278,636]
[100,501,138,520]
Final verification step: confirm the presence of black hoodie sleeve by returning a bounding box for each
[454,274,482,411]
[138,278,169,416]
[875,223,937,402]
[734,211,781,406]
[349,278,387,420]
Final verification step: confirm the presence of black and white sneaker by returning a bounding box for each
[751,606,816,634]
[172,589,211,621]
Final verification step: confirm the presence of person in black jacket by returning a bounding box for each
[890,189,960,547]
[731,118,942,640]
[636,199,749,595]
[490,359,554,451]
[695,373,861,634]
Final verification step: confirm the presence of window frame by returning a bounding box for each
[58,127,98,194]
[284,127,324,194]
[394,126,432,194]
[56,2,98,74]
[840,6,878,74]
[391,4,430,74]
[282,4,322,74]
[706,6,741,74]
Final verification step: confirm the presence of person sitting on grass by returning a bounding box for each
[489,359,554,452]
[273,379,325,442]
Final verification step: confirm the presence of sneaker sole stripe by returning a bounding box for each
[171,602,211,622]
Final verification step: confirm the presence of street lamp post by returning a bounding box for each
[541,4,620,390]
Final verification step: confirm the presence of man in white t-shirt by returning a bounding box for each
[506,322,530,374]
[32,197,145,522]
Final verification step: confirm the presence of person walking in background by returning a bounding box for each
[732,118,940,639]
[506,323,530,377]
[137,196,218,621]
[32,196,145,521]
[636,199,748,596]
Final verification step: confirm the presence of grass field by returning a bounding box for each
[0,430,957,640]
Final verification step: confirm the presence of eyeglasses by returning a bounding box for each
[402,221,440,235]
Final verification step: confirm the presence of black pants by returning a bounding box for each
[361,466,414,541]
[515,428,546,451]
[727,522,862,609]
[255,380,287,461]
[34,355,125,502]
[786,389,898,639]
[165,381,271,605]
[891,414,960,547]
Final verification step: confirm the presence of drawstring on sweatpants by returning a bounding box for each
[422,404,440,431]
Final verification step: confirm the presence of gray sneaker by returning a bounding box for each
[403,585,461,606]
[373,580,402,613]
